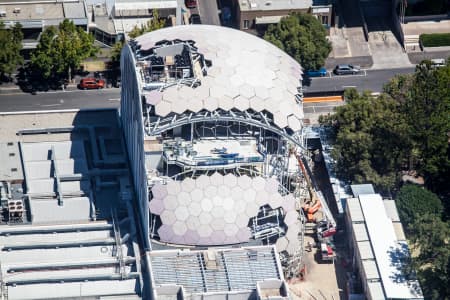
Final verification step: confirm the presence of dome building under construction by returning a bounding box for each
[120,25,316,298]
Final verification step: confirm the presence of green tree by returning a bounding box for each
[263,13,331,70]
[0,22,23,79]
[31,19,98,81]
[110,40,124,65]
[319,89,411,193]
[396,184,443,230]
[385,62,450,195]
[406,63,450,192]
[128,10,165,39]
[409,214,450,299]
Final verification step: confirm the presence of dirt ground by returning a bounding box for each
[287,234,348,300]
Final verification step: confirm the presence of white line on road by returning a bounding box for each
[108,98,120,101]
[40,104,62,107]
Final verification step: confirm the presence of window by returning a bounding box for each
[321,15,329,25]
[243,19,250,29]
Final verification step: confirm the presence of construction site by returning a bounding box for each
[120,24,341,299]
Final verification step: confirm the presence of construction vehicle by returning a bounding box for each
[320,242,335,263]
[293,149,336,237]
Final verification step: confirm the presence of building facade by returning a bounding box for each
[235,0,332,35]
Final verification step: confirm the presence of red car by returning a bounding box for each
[79,78,105,89]
[185,0,196,8]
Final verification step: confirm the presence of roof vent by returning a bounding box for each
[13,8,21,13]
[265,1,272,6]
[0,11,6,17]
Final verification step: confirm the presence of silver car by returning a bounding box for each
[333,64,361,75]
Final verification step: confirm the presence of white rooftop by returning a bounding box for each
[238,0,313,11]
[135,25,303,132]
[359,194,423,299]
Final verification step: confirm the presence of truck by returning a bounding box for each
[320,242,335,263]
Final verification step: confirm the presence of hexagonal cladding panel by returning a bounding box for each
[136,26,304,133]
[151,174,297,246]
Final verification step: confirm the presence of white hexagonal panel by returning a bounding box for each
[163,195,178,210]
[174,206,189,221]
[149,199,164,215]
[155,101,172,117]
[181,178,196,192]
[172,221,187,236]
[210,172,223,186]
[166,180,181,195]
[223,173,238,187]
[151,184,167,199]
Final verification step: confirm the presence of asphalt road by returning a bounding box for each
[0,67,417,113]
[0,89,120,112]
[303,67,415,94]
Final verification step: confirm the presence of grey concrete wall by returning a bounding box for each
[120,44,150,250]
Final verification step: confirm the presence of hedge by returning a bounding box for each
[419,33,450,47]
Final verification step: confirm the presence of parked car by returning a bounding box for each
[185,0,197,8]
[78,78,105,89]
[305,67,327,77]
[190,14,201,24]
[430,58,445,68]
[333,64,360,75]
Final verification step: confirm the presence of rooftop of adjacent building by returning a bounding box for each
[0,0,87,25]
[0,109,143,299]
[346,186,423,300]
[237,0,331,11]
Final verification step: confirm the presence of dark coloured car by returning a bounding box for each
[185,0,197,8]
[333,64,360,75]
[305,67,327,77]
[190,14,201,24]
[78,78,105,89]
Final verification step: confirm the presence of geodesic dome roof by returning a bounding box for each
[135,25,304,132]
[150,173,300,246]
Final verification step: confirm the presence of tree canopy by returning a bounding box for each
[384,61,450,194]
[30,19,98,80]
[0,22,23,79]
[396,184,443,230]
[321,61,450,198]
[263,13,331,70]
[128,10,165,39]
[409,214,450,299]
[319,90,411,193]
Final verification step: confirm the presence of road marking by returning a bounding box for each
[342,86,357,88]
[108,98,120,101]
[40,104,62,107]
[304,95,343,103]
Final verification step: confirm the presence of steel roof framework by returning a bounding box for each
[144,108,306,152]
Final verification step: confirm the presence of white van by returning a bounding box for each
[431,58,445,68]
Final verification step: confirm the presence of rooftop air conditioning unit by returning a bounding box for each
[250,2,257,8]
[13,7,21,13]
[0,11,6,17]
